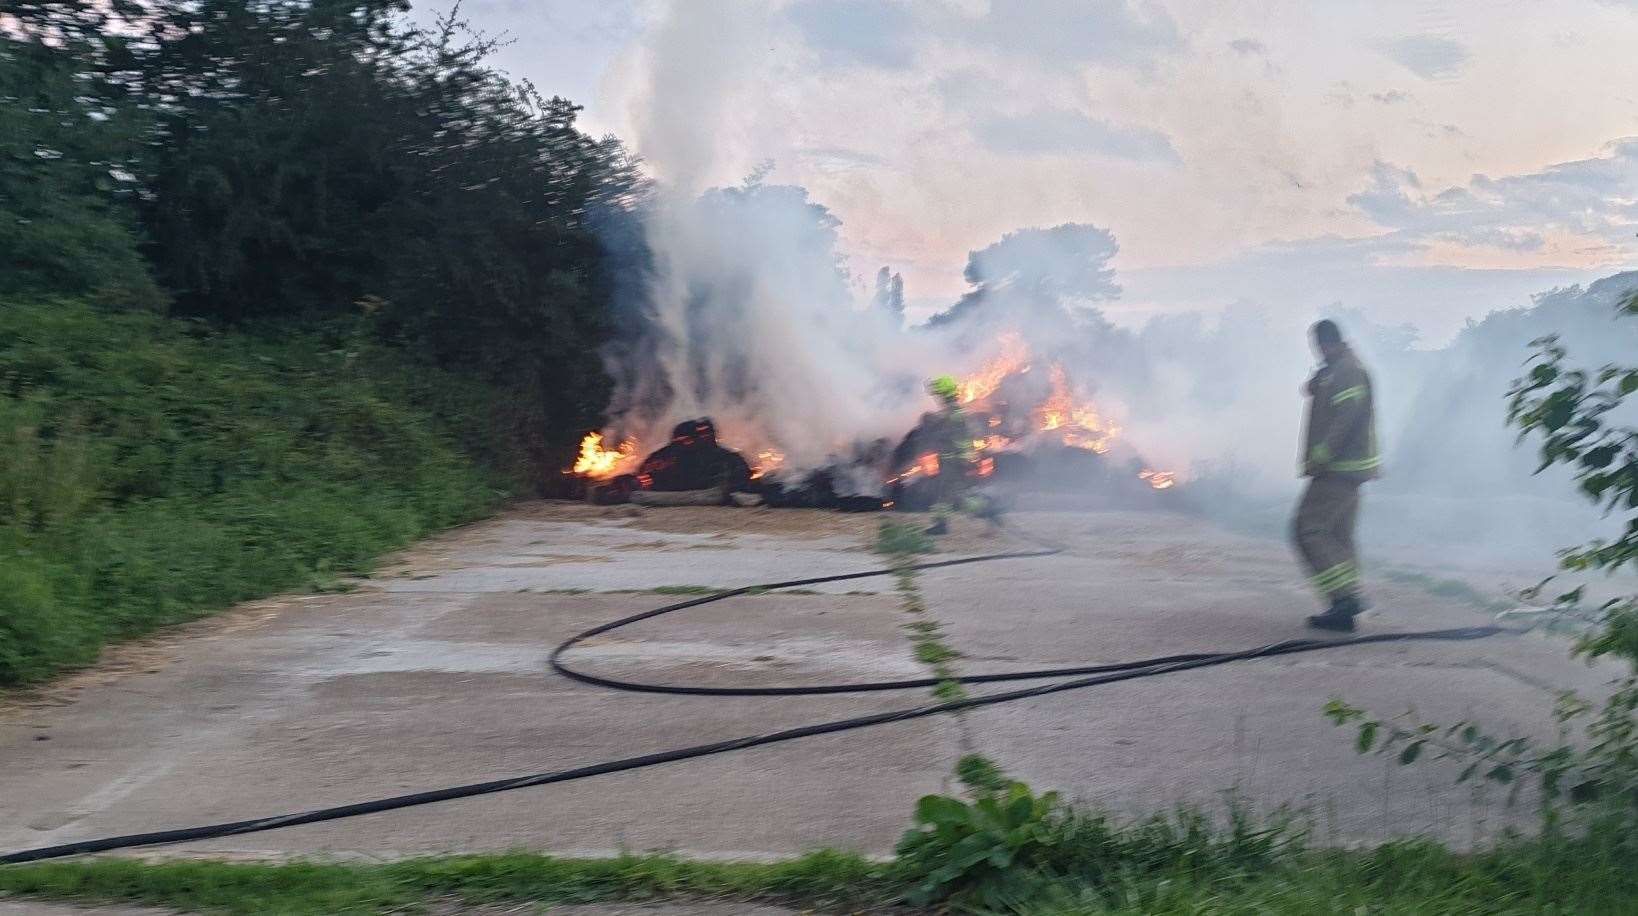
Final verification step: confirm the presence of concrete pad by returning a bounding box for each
[919,510,1622,845]
[0,904,170,916]
[0,502,1618,866]
[0,506,954,862]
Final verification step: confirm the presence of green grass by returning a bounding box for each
[4,819,1636,915]
[0,850,894,915]
[875,519,935,556]
[0,298,515,686]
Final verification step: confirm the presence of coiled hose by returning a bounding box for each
[1,543,1502,864]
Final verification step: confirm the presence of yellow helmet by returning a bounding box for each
[927,376,961,402]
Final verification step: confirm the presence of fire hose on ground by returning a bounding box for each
[0,544,1506,865]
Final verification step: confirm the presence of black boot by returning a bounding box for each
[1306,594,1361,633]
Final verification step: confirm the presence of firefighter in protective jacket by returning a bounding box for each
[1293,319,1380,632]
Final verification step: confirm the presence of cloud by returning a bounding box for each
[1228,37,1267,56]
[1370,89,1412,104]
[786,0,1182,73]
[973,109,1181,163]
[1380,35,1470,80]
[784,0,918,69]
[958,0,1182,68]
[1347,140,1638,251]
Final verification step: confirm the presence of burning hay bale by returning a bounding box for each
[566,331,1180,514]
[885,335,1178,511]
[580,418,755,505]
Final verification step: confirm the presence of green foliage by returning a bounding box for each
[1507,291,1638,592]
[896,762,1300,912]
[0,299,508,685]
[6,814,1638,914]
[0,28,161,307]
[0,850,895,915]
[4,1,644,473]
[956,753,1010,793]
[896,780,1065,909]
[123,2,634,455]
[876,519,935,556]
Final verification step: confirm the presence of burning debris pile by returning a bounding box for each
[887,333,1175,511]
[568,332,1177,512]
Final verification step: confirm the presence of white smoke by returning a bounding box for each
[598,0,1638,573]
[622,179,928,466]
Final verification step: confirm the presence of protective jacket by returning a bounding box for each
[1302,345,1380,480]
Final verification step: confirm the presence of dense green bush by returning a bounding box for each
[0,298,510,685]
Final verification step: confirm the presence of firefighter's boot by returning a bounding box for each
[1306,594,1362,633]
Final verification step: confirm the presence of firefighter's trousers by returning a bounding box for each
[1291,476,1363,600]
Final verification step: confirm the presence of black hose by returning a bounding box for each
[0,545,1504,865]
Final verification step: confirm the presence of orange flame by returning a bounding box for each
[571,432,637,478]
[750,449,785,480]
[889,451,943,485]
[959,332,1031,405]
[1035,364,1120,452]
[918,452,941,477]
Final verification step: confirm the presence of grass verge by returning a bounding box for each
[4,817,1637,915]
[0,298,514,686]
[0,851,893,915]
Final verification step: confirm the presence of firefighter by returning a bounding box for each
[1293,319,1381,632]
[923,376,994,535]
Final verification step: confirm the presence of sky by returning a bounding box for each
[443,0,1638,343]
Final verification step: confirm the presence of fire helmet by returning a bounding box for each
[927,376,961,403]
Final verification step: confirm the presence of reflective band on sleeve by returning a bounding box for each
[1331,385,1366,404]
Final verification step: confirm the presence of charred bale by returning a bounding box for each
[637,418,752,492]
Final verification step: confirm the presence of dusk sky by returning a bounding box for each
[448,0,1638,342]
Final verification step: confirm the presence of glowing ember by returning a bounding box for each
[977,456,995,477]
[1139,469,1177,490]
[571,432,637,478]
[958,332,1031,404]
[889,451,943,485]
[918,452,941,477]
[750,449,786,480]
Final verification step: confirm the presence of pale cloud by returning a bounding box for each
[1380,35,1471,80]
[972,109,1181,163]
[460,0,1638,340]
[958,0,1182,68]
[784,0,918,69]
[1350,140,1638,257]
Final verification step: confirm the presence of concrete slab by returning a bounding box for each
[0,502,1619,866]
[919,510,1621,845]
[0,903,170,916]
[0,506,956,862]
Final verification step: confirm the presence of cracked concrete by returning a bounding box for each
[0,503,1622,866]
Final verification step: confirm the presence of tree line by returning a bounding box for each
[3,0,645,479]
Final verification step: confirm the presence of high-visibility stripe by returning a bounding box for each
[1310,562,1356,589]
[1328,456,1381,472]
[1311,562,1360,596]
[1331,385,1366,404]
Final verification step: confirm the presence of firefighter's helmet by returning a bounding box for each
[927,376,960,403]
